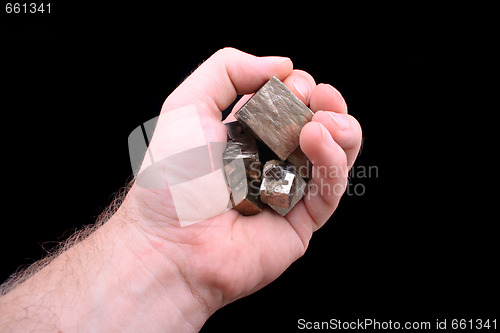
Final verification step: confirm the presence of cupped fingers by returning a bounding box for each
[308,82,361,169]
[282,69,316,105]
[311,111,362,169]
[310,83,348,114]
[289,122,349,233]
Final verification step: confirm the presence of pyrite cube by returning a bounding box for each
[268,175,307,216]
[223,122,263,215]
[287,146,312,180]
[235,76,314,160]
[260,160,306,214]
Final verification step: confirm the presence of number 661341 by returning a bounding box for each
[5,3,51,14]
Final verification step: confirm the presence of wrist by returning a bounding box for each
[94,207,216,332]
[0,200,216,332]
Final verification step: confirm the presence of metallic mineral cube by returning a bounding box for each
[260,160,306,215]
[235,76,314,160]
[223,122,263,215]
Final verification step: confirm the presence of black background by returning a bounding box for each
[1,3,496,331]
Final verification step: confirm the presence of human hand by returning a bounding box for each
[0,48,362,332]
[120,48,363,314]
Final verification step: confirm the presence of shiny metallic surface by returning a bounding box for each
[235,76,313,160]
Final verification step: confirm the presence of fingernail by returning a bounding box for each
[328,112,350,130]
[293,78,311,104]
[319,123,336,148]
[260,56,291,64]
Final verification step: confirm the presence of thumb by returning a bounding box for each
[134,48,293,226]
[162,47,293,116]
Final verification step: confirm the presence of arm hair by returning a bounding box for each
[0,181,133,296]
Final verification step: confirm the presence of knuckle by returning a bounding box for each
[345,114,363,142]
[349,114,362,134]
[214,47,242,59]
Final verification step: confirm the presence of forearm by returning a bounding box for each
[0,209,212,332]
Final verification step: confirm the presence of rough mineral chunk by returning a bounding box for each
[235,76,314,160]
[223,122,263,215]
[260,160,307,215]
[260,161,296,208]
[286,146,312,180]
[268,177,307,216]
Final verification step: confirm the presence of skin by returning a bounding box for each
[0,48,362,332]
